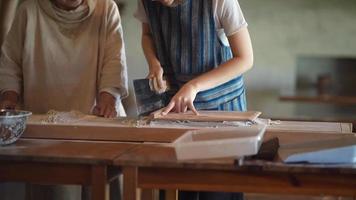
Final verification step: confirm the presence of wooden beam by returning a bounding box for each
[138,167,356,197]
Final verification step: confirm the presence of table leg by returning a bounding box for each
[165,190,178,200]
[123,166,139,200]
[141,189,159,200]
[91,165,109,200]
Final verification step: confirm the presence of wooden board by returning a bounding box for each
[173,125,266,161]
[23,123,186,143]
[23,120,353,145]
[152,110,262,122]
[268,121,353,133]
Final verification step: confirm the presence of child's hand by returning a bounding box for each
[147,64,168,94]
[161,83,199,115]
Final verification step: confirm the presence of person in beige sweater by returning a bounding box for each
[0,0,127,199]
[0,0,128,118]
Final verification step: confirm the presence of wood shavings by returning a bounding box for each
[41,110,87,124]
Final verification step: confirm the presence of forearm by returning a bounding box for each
[189,57,253,92]
[141,24,161,69]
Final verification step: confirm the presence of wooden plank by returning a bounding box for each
[340,123,354,133]
[138,167,356,197]
[264,132,356,148]
[91,165,109,200]
[23,121,352,145]
[0,139,137,164]
[23,124,185,143]
[123,166,139,200]
[152,110,261,122]
[267,121,353,133]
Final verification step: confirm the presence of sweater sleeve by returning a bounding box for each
[99,1,128,99]
[0,5,27,95]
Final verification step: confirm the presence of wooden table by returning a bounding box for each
[115,131,356,200]
[0,139,137,200]
[1,120,354,200]
[279,88,356,106]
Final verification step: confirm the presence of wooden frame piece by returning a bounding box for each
[151,110,262,122]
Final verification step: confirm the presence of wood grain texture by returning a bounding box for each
[165,190,178,200]
[137,167,356,196]
[114,132,356,174]
[23,124,186,143]
[0,139,137,164]
[91,165,109,200]
[23,121,352,145]
[152,110,262,122]
[123,166,139,200]
[268,121,353,133]
[141,189,159,200]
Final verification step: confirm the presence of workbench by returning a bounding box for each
[0,120,355,200]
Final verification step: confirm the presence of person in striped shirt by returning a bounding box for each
[135,0,253,116]
[135,0,253,199]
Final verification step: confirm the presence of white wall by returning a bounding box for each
[240,0,356,91]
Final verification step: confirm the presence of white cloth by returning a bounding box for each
[134,0,248,46]
[0,0,128,115]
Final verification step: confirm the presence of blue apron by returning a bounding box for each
[142,0,247,111]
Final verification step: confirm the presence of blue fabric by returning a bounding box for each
[142,0,246,111]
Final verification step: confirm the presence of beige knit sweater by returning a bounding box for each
[0,0,128,114]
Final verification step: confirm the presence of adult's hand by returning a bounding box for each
[161,83,199,115]
[0,91,19,110]
[92,92,117,118]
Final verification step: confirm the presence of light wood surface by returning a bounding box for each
[23,124,185,143]
[152,110,262,122]
[268,121,353,133]
[22,120,353,145]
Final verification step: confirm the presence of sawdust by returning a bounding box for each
[41,110,88,124]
